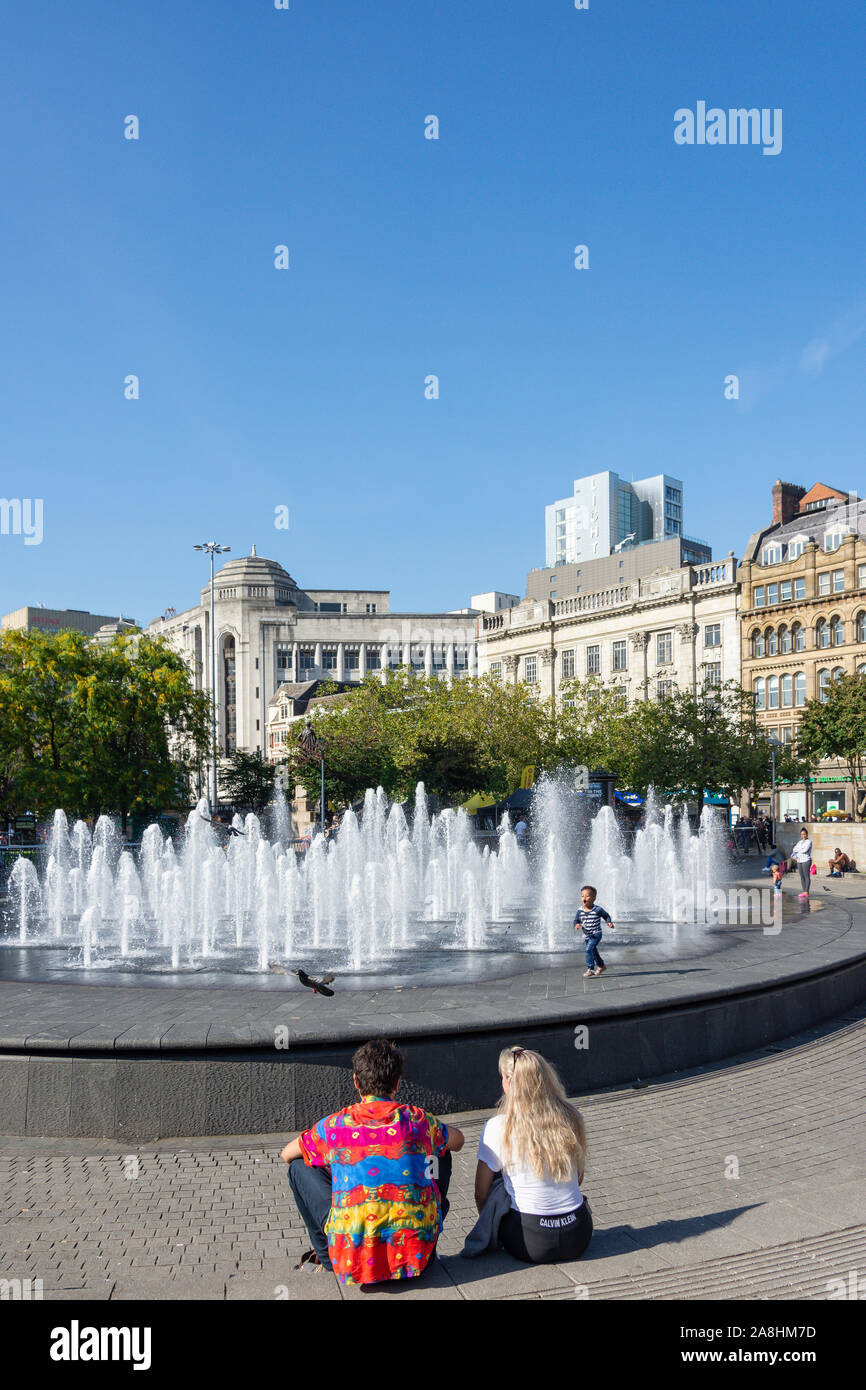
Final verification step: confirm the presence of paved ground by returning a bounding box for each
[3,970,866,1301]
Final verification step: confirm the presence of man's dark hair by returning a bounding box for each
[352,1038,404,1096]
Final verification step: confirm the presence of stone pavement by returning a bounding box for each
[2,989,866,1301]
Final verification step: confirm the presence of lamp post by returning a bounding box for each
[194,542,231,812]
[768,733,780,845]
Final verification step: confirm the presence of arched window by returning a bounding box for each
[768,675,779,709]
[779,625,791,654]
[818,669,831,702]
[767,627,778,656]
[754,677,766,711]
[817,619,830,649]
[781,673,793,708]
[223,635,237,753]
[792,623,805,652]
[858,612,866,643]
[832,666,845,683]
[859,663,866,676]
[752,630,765,658]
[831,616,845,646]
[795,672,806,706]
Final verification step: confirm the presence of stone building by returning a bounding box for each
[147,548,479,763]
[739,481,866,819]
[477,555,739,706]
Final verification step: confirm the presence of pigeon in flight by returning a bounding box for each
[292,969,336,997]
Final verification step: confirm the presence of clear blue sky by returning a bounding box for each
[2,0,864,624]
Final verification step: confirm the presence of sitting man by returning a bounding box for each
[281,1037,464,1286]
[828,848,851,877]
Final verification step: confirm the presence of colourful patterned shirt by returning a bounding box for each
[298,1096,450,1285]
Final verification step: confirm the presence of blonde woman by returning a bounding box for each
[473,1046,592,1263]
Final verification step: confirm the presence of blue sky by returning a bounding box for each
[2,0,864,623]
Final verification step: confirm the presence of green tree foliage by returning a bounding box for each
[798,672,866,819]
[0,629,211,827]
[219,749,278,816]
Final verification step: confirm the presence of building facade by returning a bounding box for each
[544,471,692,567]
[478,556,739,705]
[739,481,866,819]
[526,536,713,604]
[147,549,480,761]
[1,606,133,637]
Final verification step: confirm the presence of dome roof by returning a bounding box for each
[205,549,299,604]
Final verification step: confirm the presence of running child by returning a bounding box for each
[573,884,615,978]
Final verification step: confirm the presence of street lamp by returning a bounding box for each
[194,542,231,812]
[767,733,781,844]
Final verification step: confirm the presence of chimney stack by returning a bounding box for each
[771,480,805,526]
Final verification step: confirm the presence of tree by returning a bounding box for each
[797,672,866,819]
[0,629,211,828]
[220,749,278,816]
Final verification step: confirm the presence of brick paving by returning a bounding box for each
[3,995,866,1300]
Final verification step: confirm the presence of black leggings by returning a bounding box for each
[500,1199,593,1263]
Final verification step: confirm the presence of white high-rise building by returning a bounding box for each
[545,471,685,567]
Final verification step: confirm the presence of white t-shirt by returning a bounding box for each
[791,838,813,862]
[477,1114,583,1216]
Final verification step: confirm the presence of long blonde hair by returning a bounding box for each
[497,1046,586,1183]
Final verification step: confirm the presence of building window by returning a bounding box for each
[780,580,792,602]
[561,649,575,679]
[817,619,830,649]
[657,679,674,701]
[612,640,627,671]
[767,628,778,656]
[818,669,831,702]
[768,675,779,710]
[366,648,381,670]
[818,572,831,595]
[490,662,502,679]
[322,649,338,671]
[858,612,866,643]
[299,648,315,672]
[833,569,845,593]
[824,531,846,551]
[792,623,805,652]
[656,632,672,664]
[223,637,237,754]
[586,645,600,675]
[831,617,845,646]
[454,649,468,670]
[767,583,778,605]
[754,677,766,711]
[794,578,806,600]
[788,537,806,559]
[753,631,765,658]
[795,672,806,706]
[754,586,765,607]
[524,655,538,684]
[277,649,292,672]
[779,625,791,654]
[762,544,783,565]
[345,649,360,671]
[365,603,377,614]
[704,662,721,688]
[859,565,866,588]
[781,673,793,708]
[704,623,721,647]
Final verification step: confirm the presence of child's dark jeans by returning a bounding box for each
[584,931,605,971]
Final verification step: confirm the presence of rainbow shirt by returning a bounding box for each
[298,1097,450,1285]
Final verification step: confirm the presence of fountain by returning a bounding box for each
[0,774,727,980]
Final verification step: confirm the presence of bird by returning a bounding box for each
[292,969,336,997]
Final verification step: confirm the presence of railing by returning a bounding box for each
[694,562,732,586]
[554,587,631,617]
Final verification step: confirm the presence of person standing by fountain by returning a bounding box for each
[573,884,615,978]
[280,1038,464,1284]
[790,827,813,898]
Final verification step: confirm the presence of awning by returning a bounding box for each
[463,793,497,815]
